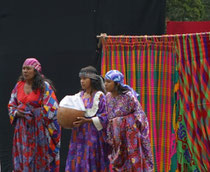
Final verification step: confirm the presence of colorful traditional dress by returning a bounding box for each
[8,81,61,172]
[65,91,110,172]
[106,91,154,172]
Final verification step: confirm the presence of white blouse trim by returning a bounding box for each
[84,91,104,117]
[92,117,103,131]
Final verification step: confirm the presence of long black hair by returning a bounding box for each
[18,69,56,92]
[79,66,105,94]
[114,82,129,95]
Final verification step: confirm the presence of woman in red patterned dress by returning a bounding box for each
[8,58,61,172]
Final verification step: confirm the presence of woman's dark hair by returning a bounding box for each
[114,82,129,95]
[80,66,105,94]
[18,69,56,92]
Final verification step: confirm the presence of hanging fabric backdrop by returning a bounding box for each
[100,32,210,172]
[101,36,177,172]
[175,33,210,171]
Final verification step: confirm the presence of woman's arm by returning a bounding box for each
[8,83,19,124]
[42,81,61,158]
[92,93,108,130]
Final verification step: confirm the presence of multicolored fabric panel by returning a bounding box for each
[101,37,177,172]
[176,33,210,172]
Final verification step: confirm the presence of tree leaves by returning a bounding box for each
[166,0,208,21]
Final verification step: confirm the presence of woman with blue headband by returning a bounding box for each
[104,70,154,172]
[63,66,110,172]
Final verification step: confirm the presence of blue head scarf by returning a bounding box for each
[105,70,139,98]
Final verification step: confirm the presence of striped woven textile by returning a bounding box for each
[101,37,177,172]
[176,33,210,171]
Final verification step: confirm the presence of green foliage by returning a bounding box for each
[203,0,210,20]
[166,0,207,21]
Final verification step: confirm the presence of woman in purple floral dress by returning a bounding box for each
[104,70,154,172]
[63,66,110,172]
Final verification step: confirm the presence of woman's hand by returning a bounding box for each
[73,117,92,127]
[16,110,25,118]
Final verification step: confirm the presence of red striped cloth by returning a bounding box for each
[167,21,210,34]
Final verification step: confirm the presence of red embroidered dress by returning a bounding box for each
[8,81,61,172]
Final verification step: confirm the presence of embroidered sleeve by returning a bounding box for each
[42,81,61,160]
